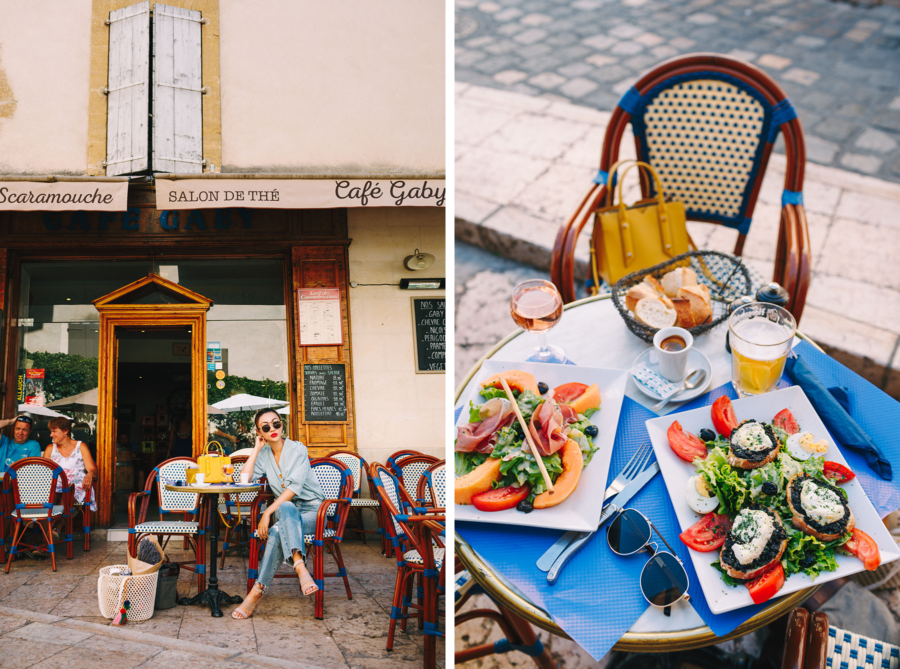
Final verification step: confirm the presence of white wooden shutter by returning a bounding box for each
[153,4,203,174]
[105,1,150,176]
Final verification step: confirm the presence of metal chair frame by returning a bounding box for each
[246,457,354,620]
[128,456,206,592]
[3,458,74,572]
[71,479,97,552]
[371,463,445,668]
[551,53,810,319]
[217,455,254,568]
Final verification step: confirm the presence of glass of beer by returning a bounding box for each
[729,302,796,397]
[510,279,566,363]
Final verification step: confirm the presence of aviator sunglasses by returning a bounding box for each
[259,420,283,432]
[607,508,690,614]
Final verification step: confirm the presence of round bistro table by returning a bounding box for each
[455,294,820,651]
[165,482,261,618]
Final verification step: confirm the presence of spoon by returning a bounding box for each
[651,369,707,413]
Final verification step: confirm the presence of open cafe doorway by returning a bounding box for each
[113,327,193,527]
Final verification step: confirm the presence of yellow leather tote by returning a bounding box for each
[191,441,231,484]
[591,160,689,286]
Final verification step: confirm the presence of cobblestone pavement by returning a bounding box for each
[456,0,900,184]
[0,537,443,669]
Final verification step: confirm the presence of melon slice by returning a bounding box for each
[568,383,602,416]
[455,458,502,505]
[481,370,541,396]
[533,439,583,509]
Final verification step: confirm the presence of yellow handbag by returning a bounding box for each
[591,160,690,286]
[188,441,231,484]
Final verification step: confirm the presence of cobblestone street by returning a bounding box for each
[456,0,900,183]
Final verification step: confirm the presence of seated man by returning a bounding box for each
[0,415,41,466]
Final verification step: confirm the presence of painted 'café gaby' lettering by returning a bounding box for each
[42,208,254,232]
[334,180,446,207]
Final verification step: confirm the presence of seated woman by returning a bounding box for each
[232,408,325,619]
[44,416,98,513]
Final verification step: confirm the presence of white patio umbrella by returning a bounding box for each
[17,404,72,420]
[276,405,291,415]
[211,394,288,413]
[46,387,98,413]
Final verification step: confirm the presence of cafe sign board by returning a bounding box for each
[0,181,129,211]
[155,178,446,209]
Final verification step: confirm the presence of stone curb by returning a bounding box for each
[0,605,328,669]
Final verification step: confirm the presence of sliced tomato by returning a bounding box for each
[667,421,708,463]
[745,563,785,605]
[773,409,800,436]
[553,383,588,404]
[843,528,881,571]
[472,484,530,512]
[824,461,856,483]
[679,512,732,552]
[711,396,738,438]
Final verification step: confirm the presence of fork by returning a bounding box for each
[536,441,655,571]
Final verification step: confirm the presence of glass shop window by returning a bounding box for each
[15,261,153,455]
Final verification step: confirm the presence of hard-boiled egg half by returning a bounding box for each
[686,475,720,514]
[785,431,828,460]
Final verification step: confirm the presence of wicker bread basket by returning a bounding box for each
[611,250,753,344]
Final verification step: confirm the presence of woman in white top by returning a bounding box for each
[43,416,98,511]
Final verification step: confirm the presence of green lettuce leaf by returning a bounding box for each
[480,386,514,401]
[694,446,750,516]
[455,451,488,478]
[467,401,482,424]
[492,427,563,495]
[516,389,543,424]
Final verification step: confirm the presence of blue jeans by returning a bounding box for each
[256,501,320,589]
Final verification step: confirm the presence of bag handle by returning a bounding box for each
[205,440,225,457]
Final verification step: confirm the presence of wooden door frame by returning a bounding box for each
[94,274,212,527]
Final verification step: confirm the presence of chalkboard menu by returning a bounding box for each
[303,363,348,423]
[411,297,445,374]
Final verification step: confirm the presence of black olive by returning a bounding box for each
[800,553,817,568]
[512,422,525,438]
[761,481,778,496]
[584,425,599,438]
[699,428,716,443]
[517,498,534,513]
[538,382,549,395]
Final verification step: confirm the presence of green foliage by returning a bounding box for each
[206,373,287,405]
[22,350,98,402]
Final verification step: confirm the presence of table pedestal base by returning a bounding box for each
[178,588,243,618]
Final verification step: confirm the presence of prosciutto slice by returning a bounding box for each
[456,398,515,454]
[529,398,579,456]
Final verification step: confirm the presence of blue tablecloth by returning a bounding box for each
[456,340,900,660]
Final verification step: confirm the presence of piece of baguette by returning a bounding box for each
[625,284,660,312]
[671,297,695,329]
[634,297,677,329]
[643,275,666,296]
[678,284,712,325]
[660,267,698,298]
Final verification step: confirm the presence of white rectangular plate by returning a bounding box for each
[646,386,900,615]
[455,360,628,532]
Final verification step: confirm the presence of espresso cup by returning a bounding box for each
[653,326,694,382]
[195,473,205,485]
[239,470,251,484]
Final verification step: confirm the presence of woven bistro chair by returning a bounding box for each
[371,463,445,668]
[246,457,354,620]
[3,458,73,572]
[217,455,257,568]
[416,460,446,510]
[386,449,427,474]
[551,53,811,319]
[780,608,900,669]
[128,457,206,592]
[327,450,386,553]
[392,454,440,504]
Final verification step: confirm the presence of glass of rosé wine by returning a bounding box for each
[510,279,567,364]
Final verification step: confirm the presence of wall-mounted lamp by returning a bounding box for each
[404,249,435,271]
[400,278,445,290]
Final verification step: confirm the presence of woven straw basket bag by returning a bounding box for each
[98,565,159,621]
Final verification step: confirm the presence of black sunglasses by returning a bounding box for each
[259,420,283,432]
[13,415,33,425]
[607,508,690,615]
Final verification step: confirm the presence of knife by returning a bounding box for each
[536,459,659,572]
[546,462,659,584]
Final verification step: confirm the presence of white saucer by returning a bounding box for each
[630,347,713,402]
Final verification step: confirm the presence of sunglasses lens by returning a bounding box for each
[641,552,688,607]
[608,508,651,555]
